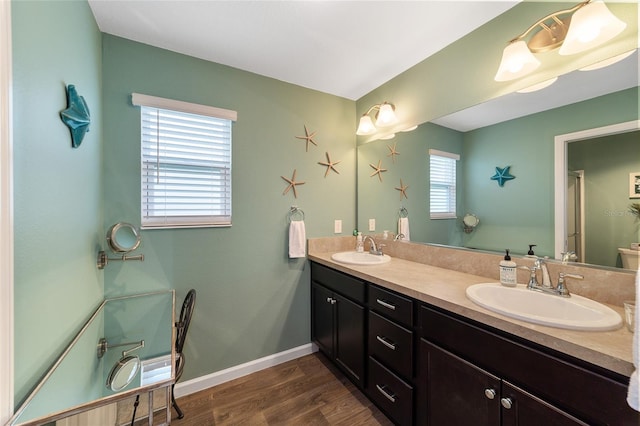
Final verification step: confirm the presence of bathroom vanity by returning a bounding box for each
[309,239,638,426]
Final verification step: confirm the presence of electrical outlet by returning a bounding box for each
[334,220,342,234]
[368,218,375,231]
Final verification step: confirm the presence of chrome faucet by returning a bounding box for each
[522,261,583,297]
[535,257,552,288]
[363,235,384,255]
[394,233,405,241]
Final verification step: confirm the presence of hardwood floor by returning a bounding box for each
[167,352,392,425]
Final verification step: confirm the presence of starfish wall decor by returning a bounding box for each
[387,142,400,163]
[281,169,305,198]
[491,166,516,187]
[369,160,387,182]
[60,84,91,148]
[318,152,341,177]
[395,179,409,200]
[295,125,318,152]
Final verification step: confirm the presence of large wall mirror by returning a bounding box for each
[357,50,639,271]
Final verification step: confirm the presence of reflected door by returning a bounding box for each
[566,170,584,262]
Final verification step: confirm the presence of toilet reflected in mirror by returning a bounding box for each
[618,248,639,270]
[97,222,144,269]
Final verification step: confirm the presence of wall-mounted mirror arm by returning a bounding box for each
[97,222,144,269]
[97,337,144,359]
[96,251,144,270]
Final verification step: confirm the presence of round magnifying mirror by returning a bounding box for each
[107,222,141,253]
[463,214,479,227]
[106,355,141,392]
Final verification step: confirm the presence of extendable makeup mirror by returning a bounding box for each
[97,222,144,269]
[97,338,145,391]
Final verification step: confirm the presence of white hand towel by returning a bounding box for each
[288,220,306,258]
[627,266,640,411]
[398,217,410,241]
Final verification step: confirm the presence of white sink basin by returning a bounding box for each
[331,251,391,265]
[466,283,622,331]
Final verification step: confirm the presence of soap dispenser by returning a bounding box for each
[356,232,364,253]
[499,249,517,287]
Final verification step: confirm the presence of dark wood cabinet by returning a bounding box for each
[311,263,365,388]
[419,339,586,426]
[310,262,638,426]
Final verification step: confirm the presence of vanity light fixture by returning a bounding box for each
[356,102,398,136]
[495,0,627,82]
[516,77,558,93]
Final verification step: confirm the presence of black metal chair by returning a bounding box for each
[172,289,196,419]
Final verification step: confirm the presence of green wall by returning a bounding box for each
[462,88,639,257]
[12,0,104,405]
[357,122,463,244]
[101,35,356,381]
[569,131,640,267]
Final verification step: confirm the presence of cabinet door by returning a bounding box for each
[501,381,589,426]
[311,282,334,356]
[335,293,365,386]
[419,339,500,426]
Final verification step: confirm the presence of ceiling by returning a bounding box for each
[87,0,518,101]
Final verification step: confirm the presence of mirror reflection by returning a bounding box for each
[357,52,639,270]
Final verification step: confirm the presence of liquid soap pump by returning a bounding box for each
[499,249,517,287]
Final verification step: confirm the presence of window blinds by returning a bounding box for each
[134,94,235,228]
[429,149,459,219]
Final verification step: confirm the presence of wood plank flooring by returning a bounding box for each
[167,352,392,425]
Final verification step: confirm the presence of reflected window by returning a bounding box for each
[429,149,459,219]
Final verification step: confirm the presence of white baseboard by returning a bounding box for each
[174,343,318,398]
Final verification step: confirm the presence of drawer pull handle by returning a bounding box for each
[326,297,336,305]
[376,335,397,350]
[500,398,513,410]
[376,299,396,310]
[484,388,496,400]
[376,384,396,403]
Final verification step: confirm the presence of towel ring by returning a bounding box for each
[399,207,409,218]
[288,206,305,222]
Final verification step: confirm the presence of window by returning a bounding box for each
[132,94,237,229]
[429,149,459,219]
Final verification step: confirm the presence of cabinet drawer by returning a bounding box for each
[368,356,413,426]
[420,305,638,425]
[369,284,413,326]
[311,262,365,303]
[369,311,413,380]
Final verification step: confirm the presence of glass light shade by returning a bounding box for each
[579,49,636,71]
[516,77,558,93]
[375,103,398,127]
[494,40,541,82]
[559,1,626,56]
[356,115,376,135]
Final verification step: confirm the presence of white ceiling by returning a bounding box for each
[88,0,518,101]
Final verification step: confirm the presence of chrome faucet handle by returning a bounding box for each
[377,243,386,255]
[519,265,538,289]
[556,272,583,297]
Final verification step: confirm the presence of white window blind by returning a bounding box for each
[429,149,459,219]
[133,94,236,229]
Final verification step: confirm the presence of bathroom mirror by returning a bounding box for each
[357,51,639,271]
[107,222,141,253]
[107,355,141,391]
[97,222,144,269]
[463,214,479,233]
